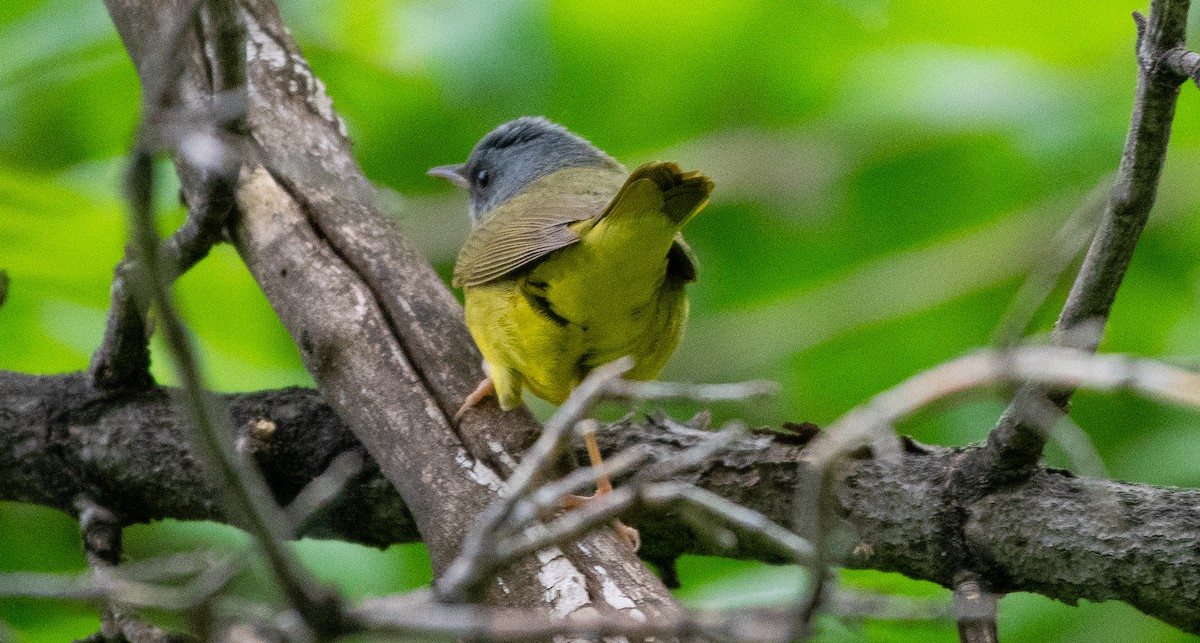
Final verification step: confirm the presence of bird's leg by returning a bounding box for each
[563,427,641,551]
[453,361,495,421]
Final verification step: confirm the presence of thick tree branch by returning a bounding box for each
[2,370,1198,634]
[983,0,1192,484]
[101,0,675,621]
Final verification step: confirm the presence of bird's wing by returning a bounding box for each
[453,163,710,288]
[453,169,624,287]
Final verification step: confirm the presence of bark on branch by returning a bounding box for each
[101,0,674,622]
[983,0,1192,484]
[2,370,1197,634]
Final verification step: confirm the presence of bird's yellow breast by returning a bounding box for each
[464,237,688,409]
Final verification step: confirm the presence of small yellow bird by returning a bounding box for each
[430,116,712,546]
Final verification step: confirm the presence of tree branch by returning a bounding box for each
[99,0,677,621]
[111,0,345,635]
[983,0,1193,484]
[2,369,1198,634]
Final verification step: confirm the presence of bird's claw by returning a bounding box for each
[454,377,495,422]
[562,493,641,551]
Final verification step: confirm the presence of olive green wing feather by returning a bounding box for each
[453,163,711,288]
[451,204,586,287]
[453,168,625,288]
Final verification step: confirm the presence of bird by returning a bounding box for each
[429,116,712,548]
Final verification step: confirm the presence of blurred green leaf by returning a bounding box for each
[5,0,1200,640]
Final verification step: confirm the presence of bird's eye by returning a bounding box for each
[475,169,491,188]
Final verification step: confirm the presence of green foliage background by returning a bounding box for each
[2,0,1199,640]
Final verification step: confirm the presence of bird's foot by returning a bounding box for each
[454,377,495,422]
[562,493,641,551]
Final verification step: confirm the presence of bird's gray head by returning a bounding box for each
[428,116,623,223]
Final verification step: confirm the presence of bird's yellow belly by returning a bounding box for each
[463,276,687,409]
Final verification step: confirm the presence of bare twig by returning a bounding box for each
[112,1,343,637]
[77,503,202,641]
[0,269,8,308]
[441,419,804,604]
[1161,46,1200,87]
[492,429,749,561]
[353,593,797,642]
[0,553,244,611]
[285,451,365,529]
[78,500,132,641]
[954,573,999,643]
[793,466,834,642]
[603,378,781,403]
[436,358,634,602]
[125,142,342,637]
[643,483,813,562]
[91,0,206,391]
[91,0,244,391]
[807,347,1200,469]
[984,0,1194,484]
[511,446,652,526]
[486,425,811,586]
[89,156,239,391]
[793,344,1200,634]
[990,179,1111,347]
[352,585,950,641]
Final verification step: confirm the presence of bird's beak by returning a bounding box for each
[428,164,469,189]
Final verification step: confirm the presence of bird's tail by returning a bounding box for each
[623,162,714,227]
[577,162,711,286]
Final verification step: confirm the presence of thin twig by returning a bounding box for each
[90,0,245,392]
[352,585,950,641]
[793,345,1200,634]
[953,572,999,643]
[793,463,834,642]
[603,378,780,403]
[78,500,130,640]
[77,503,202,641]
[436,357,633,602]
[116,1,343,637]
[983,0,1194,484]
[806,346,1200,469]
[0,553,245,611]
[90,0,207,391]
[509,445,652,528]
[442,359,780,601]
[125,146,341,636]
[89,155,239,390]
[990,179,1111,347]
[353,593,795,642]
[442,421,768,601]
[1161,46,1200,87]
[492,426,788,569]
[643,483,814,562]
[440,354,782,601]
[285,451,365,529]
